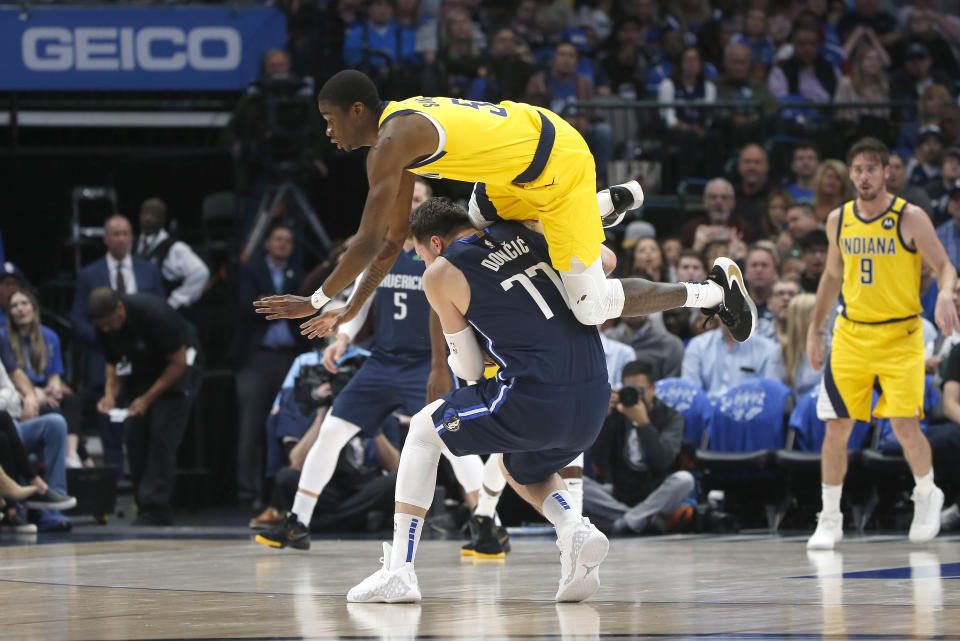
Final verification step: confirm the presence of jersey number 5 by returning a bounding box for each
[500,262,569,319]
[393,292,408,320]
[860,257,873,285]
[450,98,508,118]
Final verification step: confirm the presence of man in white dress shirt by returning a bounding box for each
[135,198,210,311]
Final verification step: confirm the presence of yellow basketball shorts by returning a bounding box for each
[816,315,925,422]
[469,113,605,272]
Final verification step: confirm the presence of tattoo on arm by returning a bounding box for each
[348,239,401,312]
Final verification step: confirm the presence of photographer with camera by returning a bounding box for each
[585,360,695,536]
[249,346,405,533]
[254,179,483,550]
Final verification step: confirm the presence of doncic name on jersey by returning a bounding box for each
[479,235,531,272]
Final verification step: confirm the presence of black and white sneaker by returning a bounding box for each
[25,488,77,511]
[255,511,310,550]
[703,257,757,342]
[599,180,645,228]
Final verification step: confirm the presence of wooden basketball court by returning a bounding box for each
[2,530,958,640]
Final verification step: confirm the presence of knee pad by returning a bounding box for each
[560,259,625,325]
[408,400,446,448]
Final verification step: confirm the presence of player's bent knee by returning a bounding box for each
[408,400,446,447]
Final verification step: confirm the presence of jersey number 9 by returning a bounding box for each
[860,257,873,285]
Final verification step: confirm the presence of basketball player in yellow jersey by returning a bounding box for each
[255,70,756,351]
[806,137,960,550]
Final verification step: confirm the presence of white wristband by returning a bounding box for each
[310,287,330,310]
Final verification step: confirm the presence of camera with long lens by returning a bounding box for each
[293,353,366,413]
[618,385,644,408]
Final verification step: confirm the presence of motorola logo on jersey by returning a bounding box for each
[21,26,242,72]
[882,217,895,230]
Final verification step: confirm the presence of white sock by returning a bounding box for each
[475,487,501,518]
[821,483,842,515]
[542,490,582,540]
[565,477,584,514]
[291,415,361,522]
[390,513,423,568]
[684,281,722,308]
[914,470,935,498]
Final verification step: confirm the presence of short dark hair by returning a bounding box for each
[793,141,820,159]
[799,229,829,251]
[677,249,707,271]
[409,197,473,242]
[787,202,815,217]
[846,136,889,167]
[621,360,653,382]
[266,221,293,240]
[89,287,121,321]
[318,69,381,112]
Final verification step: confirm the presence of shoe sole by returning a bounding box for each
[249,522,281,531]
[473,550,506,559]
[25,497,77,511]
[806,538,838,550]
[712,257,757,342]
[555,532,609,602]
[460,548,475,557]
[253,534,310,550]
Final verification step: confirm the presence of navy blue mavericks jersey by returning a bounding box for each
[371,247,432,360]
[440,222,607,385]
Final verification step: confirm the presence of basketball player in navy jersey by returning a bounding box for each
[255,180,483,549]
[346,198,751,603]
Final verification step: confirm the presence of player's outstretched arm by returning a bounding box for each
[806,208,844,371]
[903,203,960,336]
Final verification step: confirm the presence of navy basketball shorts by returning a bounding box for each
[430,376,611,485]
[331,355,431,436]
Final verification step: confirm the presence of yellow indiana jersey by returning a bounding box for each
[378,97,559,186]
[838,196,922,324]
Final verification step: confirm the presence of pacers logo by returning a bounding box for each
[442,408,461,432]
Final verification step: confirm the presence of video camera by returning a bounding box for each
[293,350,367,414]
[251,73,317,177]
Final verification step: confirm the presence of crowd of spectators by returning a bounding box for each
[4,0,960,534]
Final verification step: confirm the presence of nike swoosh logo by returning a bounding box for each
[907,328,918,335]
[843,223,855,227]
[727,264,744,290]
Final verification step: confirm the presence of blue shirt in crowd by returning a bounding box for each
[261,258,296,350]
[0,326,64,387]
[681,328,780,399]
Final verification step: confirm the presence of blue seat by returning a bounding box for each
[874,375,939,453]
[706,378,792,453]
[655,377,712,447]
[788,387,872,453]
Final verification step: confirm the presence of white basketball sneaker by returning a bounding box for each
[909,485,944,543]
[347,542,421,603]
[807,512,843,550]
[555,517,609,602]
[598,180,645,228]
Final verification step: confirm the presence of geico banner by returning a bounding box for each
[0,7,286,90]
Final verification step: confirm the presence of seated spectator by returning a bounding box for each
[0,344,76,530]
[768,277,801,344]
[780,203,819,261]
[343,0,420,76]
[813,159,853,223]
[730,9,774,68]
[839,23,891,70]
[585,361,694,536]
[890,44,954,118]
[71,214,163,469]
[0,412,51,533]
[907,126,946,188]
[942,103,960,148]
[604,310,684,382]
[135,197,210,313]
[744,245,780,339]
[799,229,829,292]
[890,10,959,78]
[775,293,821,399]
[896,83,952,154]
[929,148,960,224]
[525,41,613,185]
[834,44,889,121]
[661,237,682,282]
[0,262,26,328]
[888,151,935,217]
[90,288,203,526]
[437,8,486,97]
[681,178,756,249]
[836,0,898,47]
[734,144,772,232]
[600,331,637,391]
[469,28,537,104]
[682,322,780,399]
[673,249,711,340]
[601,17,650,101]
[763,187,794,244]
[3,290,87,468]
[935,181,960,271]
[786,142,820,204]
[768,26,839,104]
[229,223,309,508]
[630,237,666,282]
[658,45,721,182]
[618,220,656,272]
[713,43,778,146]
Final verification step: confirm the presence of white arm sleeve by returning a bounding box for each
[444,326,485,382]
